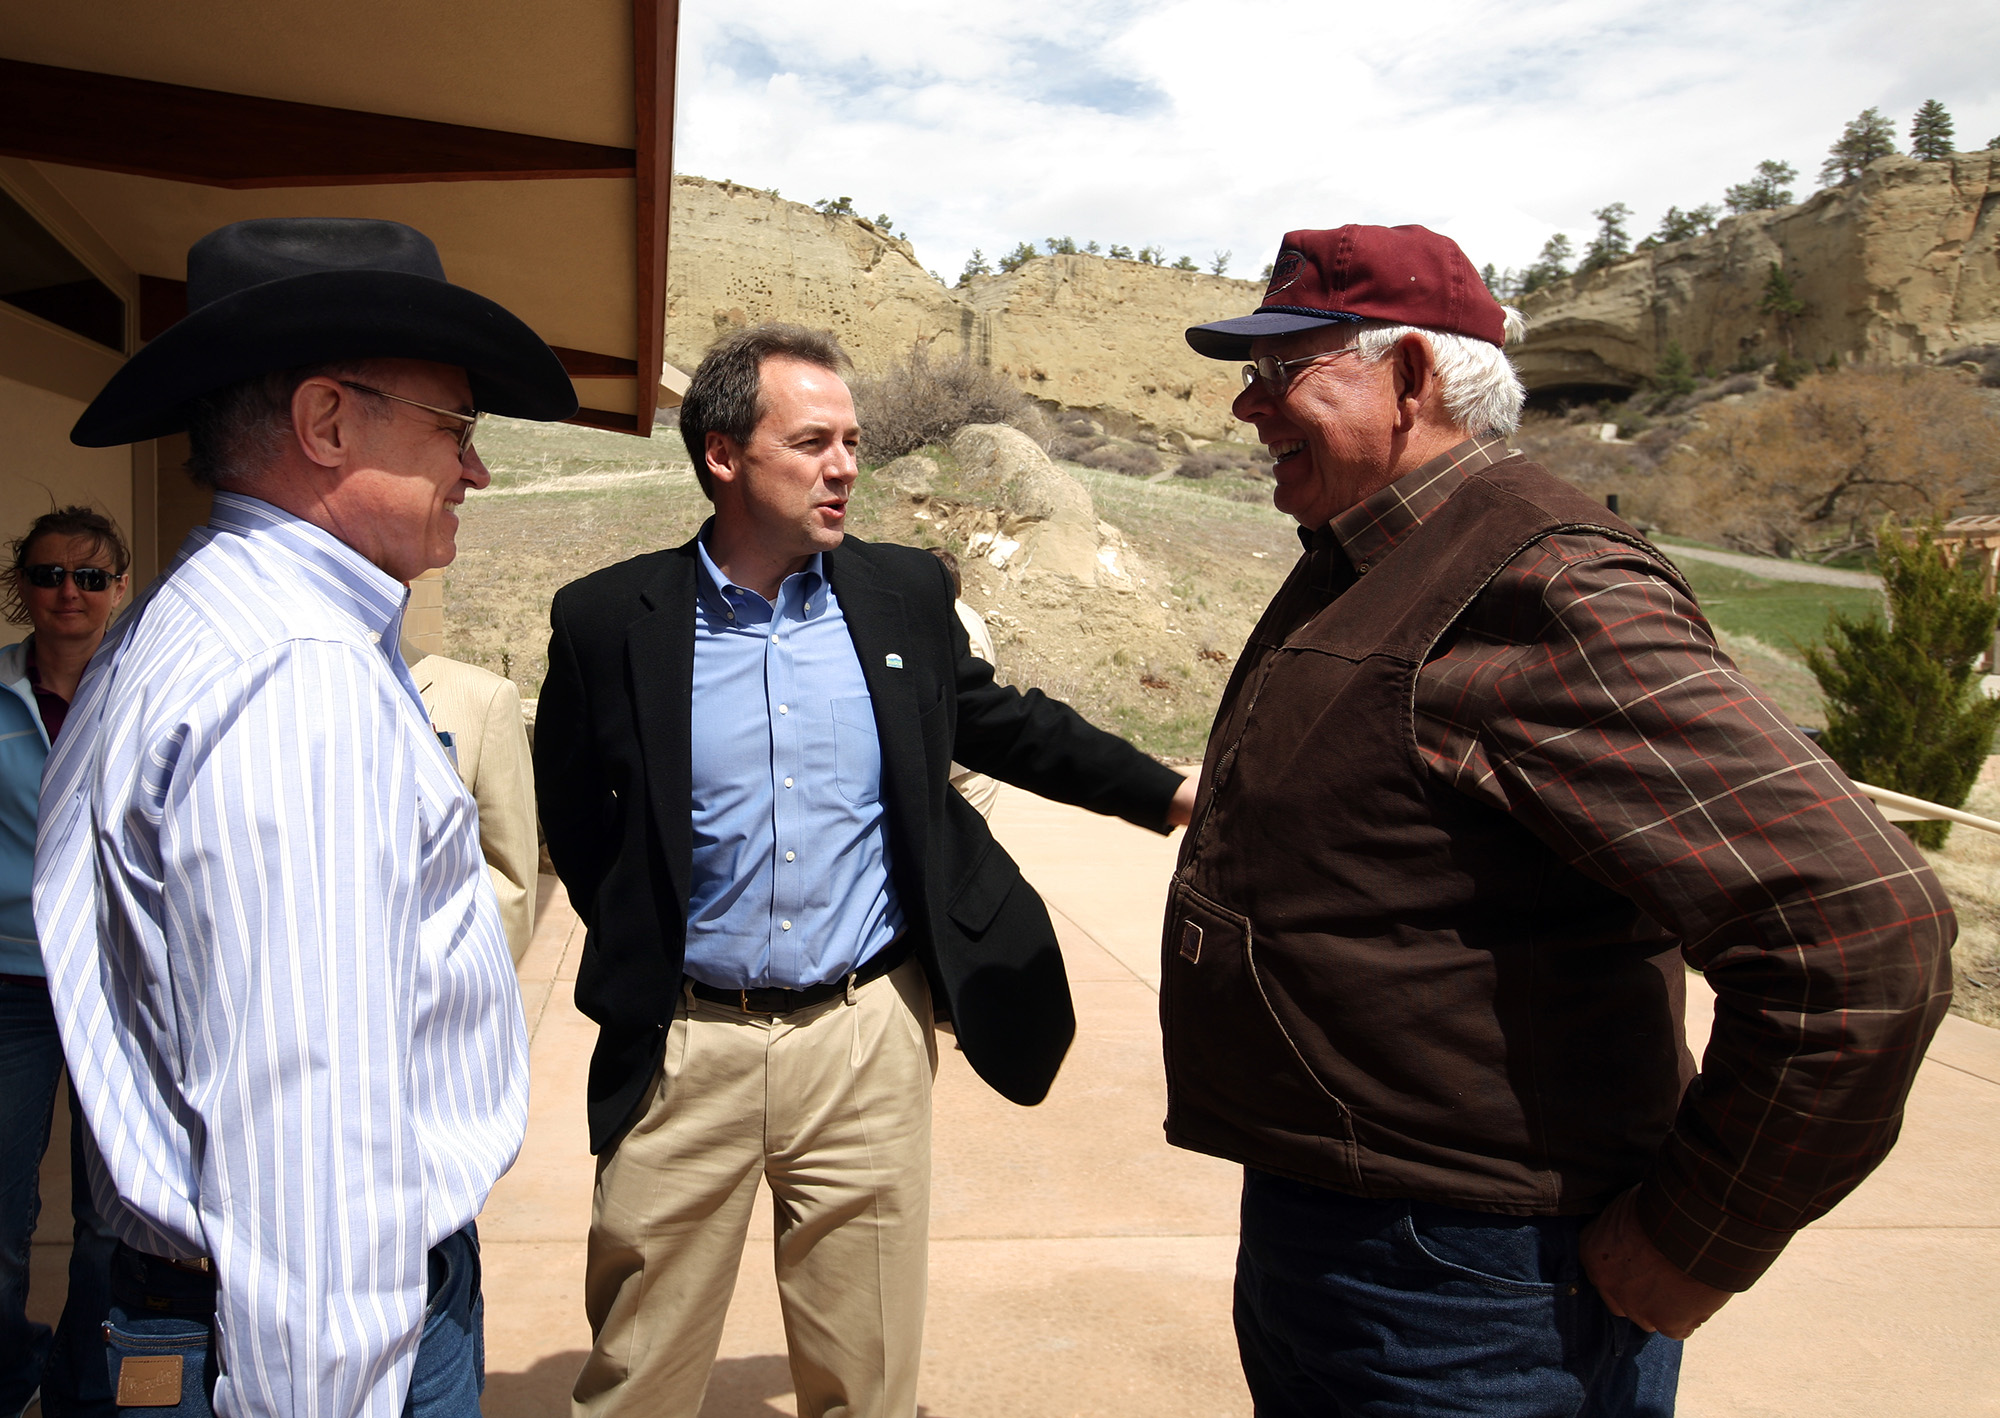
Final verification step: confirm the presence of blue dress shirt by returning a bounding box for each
[35,493,528,1418]
[684,532,903,990]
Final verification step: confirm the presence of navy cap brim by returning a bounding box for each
[1184,308,1362,361]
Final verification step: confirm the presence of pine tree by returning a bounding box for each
[1804,522,2000,848]
[1210,250,1232,276]
[1645,204,1720,246]
[1909,100,1955,161]
[1519,233,1573,294]
[1654,340,1696,397]
[1724,160,1797,213]
[957,249,991,286]
[997,241,1038,273]
[1580,203,1633,272]
[1759,262,1808,379]
[1820,107,1898,187]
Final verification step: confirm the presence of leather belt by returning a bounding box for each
[687,936,910,1016]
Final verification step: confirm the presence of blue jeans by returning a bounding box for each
[1235,1169,1681,1417]
[102,1225,484,1417]
[0,977,117,1417]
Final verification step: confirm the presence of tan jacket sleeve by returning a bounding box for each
[415,654,540,964]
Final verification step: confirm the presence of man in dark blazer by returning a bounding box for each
[536,323,1193,1418]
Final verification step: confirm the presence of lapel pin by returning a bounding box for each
[885,653,904,669]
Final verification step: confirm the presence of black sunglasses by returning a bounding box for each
[24,564,118,593]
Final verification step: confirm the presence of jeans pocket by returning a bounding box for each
[1397,1205,1570,1294]
[104,1314,212,1416]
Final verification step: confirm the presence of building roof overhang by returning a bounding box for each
[0,0,678,432]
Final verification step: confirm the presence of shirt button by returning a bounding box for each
[781,920,793,931]
[770,634,781,643]
[779,704,788,714]
[784,777,793,788]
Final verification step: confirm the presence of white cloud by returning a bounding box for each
[671,0,2000,292]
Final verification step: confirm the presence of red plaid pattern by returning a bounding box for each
[1326,441,1955,1291]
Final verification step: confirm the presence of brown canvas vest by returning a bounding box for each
[1163,457,1698,1215]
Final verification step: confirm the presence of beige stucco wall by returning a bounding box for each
[0,373,134,565]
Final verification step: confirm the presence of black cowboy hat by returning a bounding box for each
[72,217,577,446]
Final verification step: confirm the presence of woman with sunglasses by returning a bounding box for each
[0,505,128,1418]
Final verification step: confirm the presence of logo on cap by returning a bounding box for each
[1265,250,1305,299]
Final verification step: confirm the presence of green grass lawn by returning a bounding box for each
[1668,558,1883,654]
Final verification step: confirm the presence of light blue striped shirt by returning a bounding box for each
[685,533,903,988]
[34,493,528,1418]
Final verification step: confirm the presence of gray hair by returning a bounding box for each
[183,360,386,489]
[1352,308,1528,435]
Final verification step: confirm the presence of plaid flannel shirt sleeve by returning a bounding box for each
[1417,532,1955,1291]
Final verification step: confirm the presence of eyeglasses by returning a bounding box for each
[24,564,118,592]
[1241,345,1365,392]
[339,381,482,455]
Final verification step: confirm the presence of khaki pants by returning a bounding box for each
[573,959,938,1418]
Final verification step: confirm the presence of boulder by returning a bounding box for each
[873,453,937,496]
[948,424,1104,584]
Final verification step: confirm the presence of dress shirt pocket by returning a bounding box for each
[831,696,883,806]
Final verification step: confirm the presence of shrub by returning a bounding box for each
[1661,367,2000,560]
[1076,443,1162,477]
[850,346,1048,463]
[1176,445,1264,479]
[1804,522,2000,848]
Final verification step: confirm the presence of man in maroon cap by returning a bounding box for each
[1164,225,1952,1415]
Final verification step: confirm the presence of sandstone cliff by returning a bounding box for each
[665,178,963,374]
[1515,151,2000,398]
[666,175,1262,444]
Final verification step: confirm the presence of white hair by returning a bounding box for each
[1352,307,1529,435]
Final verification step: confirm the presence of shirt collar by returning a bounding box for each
[207,491,410,651]
[1322,435,1512,574]
[694,520,827,625]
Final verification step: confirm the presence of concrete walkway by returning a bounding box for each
[1658,542,1882,589]
[30,789,2000,1415]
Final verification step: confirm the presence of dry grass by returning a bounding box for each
[1917,756,2000,1028]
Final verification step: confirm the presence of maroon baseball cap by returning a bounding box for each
[1186,224,1505,360]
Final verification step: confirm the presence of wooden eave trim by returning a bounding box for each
[0,59,635,189]
[631,0,679,436]
[568,407,640,434]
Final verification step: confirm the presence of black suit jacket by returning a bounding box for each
[535,532,1183,1153]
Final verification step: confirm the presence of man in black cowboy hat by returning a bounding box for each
[36,218,575,1417]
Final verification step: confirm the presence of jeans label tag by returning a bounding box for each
[1180,921,1203,963]
[117,1353,184,1406]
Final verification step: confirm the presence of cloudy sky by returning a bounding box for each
[672,0,2000,289]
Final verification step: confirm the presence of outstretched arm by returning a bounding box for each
[943,570,1184,832]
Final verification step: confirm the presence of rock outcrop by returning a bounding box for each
[1515,151,2000,399]
[956,257,1259,443]
[666,178,963,374]
[667,176,1261,444]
